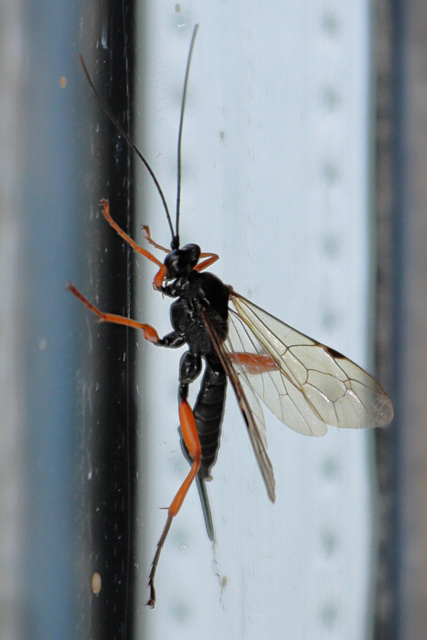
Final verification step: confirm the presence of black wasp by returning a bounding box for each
[69,25,394,607]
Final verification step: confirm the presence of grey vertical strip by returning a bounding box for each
[0,2,25,639]
[374,1,399,638]
[391,1,427,639]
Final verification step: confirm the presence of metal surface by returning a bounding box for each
[1,1,138,637]
[394,1,427,638]
[134,2,380,639]
[0,2,25,639]
[0,0,402,638]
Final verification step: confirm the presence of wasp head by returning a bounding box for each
[164,244,201,280]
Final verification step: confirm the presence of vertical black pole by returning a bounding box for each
[77,2,137,638]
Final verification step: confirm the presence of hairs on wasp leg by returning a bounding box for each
[69,24,393,608]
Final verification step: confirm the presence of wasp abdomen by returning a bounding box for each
[193,364,227,480]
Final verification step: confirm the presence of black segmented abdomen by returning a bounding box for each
[193,362,227,480]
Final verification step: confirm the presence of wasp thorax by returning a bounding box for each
[164,244,201,278]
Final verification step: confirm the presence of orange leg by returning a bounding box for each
[67,282,160,344]
[99,199,167,289]
[147,399,201,608]
[195,252,219,272]
[141,225,170,253]
[229,352,277,374]
[100,199,163,267]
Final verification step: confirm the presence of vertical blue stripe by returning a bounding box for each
[23,1,82,637]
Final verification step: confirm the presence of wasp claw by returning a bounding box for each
[146,585,156,608]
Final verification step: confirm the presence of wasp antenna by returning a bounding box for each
[174,24,200,249]
[78,53,176,242]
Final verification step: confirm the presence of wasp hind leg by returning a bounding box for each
[147,351,204,607]
[147,397,201,608]
[179,426,215,541]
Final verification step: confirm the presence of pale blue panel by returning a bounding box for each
[135,3,377,640]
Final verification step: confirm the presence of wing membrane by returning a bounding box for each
[228,291,394,434]
[203,291,393,501]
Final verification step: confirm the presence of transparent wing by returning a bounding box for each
[203,291,393,501]
[227,291,394,436]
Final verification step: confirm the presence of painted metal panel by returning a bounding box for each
[134,2,378,639]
